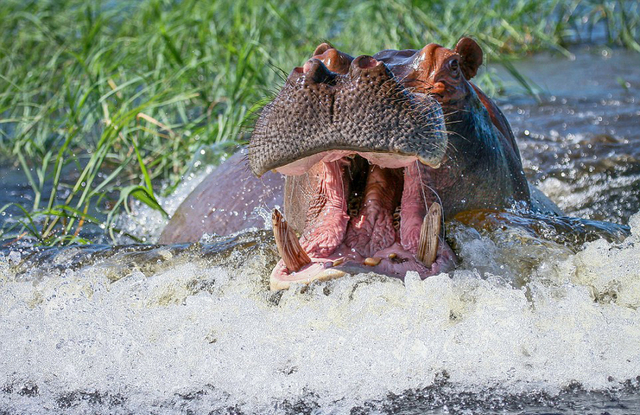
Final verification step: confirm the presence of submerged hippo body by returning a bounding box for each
[160,38,569,289]
[158,149,284,244]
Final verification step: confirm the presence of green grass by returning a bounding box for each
[0,0,638,245]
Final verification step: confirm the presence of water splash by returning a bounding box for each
[1,213,639,413]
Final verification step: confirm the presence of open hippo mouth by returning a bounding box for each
[249,47,456,290]
[269,153,457,290]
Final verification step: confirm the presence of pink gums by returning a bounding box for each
[400,162,429,252]
[299,160,350,257]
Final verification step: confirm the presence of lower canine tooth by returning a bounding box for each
[272,209,311,272]
[417,203,442,268]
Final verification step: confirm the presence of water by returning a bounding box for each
[496,48,640,224]
[1,48,639,414]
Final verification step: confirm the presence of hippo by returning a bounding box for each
[159,38,572,290]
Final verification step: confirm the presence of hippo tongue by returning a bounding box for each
[343,165,402,257]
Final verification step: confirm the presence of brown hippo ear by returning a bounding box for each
[454,37,483,80]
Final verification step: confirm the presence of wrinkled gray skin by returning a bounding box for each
[160,39,559,244]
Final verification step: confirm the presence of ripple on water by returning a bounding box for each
[499,49,640,225]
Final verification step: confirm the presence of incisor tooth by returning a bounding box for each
[364,257,382,266]
[417,203,442,268]
[272,209,311,272]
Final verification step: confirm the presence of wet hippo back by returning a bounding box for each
[158,150,283,243]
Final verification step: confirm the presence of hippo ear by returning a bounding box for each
[454,37,483,80]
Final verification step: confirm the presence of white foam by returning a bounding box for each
[539,175,640,216]
[1,214,640,413]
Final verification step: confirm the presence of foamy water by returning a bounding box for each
[1,212,639,413]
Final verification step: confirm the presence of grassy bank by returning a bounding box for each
[0,0,638,245]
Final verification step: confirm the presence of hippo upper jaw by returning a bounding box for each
[272,149,441,176]
[248,55,448,177]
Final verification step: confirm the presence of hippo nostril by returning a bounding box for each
[302,58,337,84]
[313,42,333,57]
[302,60,314,74]
[353,55,380,70]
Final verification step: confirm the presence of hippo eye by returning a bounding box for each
[449,59,460,76]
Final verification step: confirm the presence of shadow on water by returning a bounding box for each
[5,377,640,415]
[353,378,640,415]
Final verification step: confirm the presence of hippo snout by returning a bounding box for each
[299,58,338,84]
[248,46,447,177]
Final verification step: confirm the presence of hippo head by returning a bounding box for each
[249,38,530,290]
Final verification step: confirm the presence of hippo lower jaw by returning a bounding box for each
[269,152,457,291]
